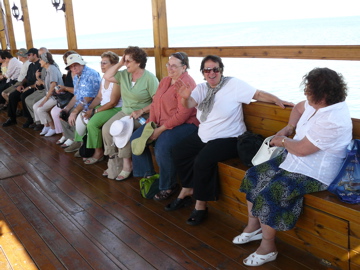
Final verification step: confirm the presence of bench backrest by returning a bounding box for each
[243,102,360,140]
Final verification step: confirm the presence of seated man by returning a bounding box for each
[0,49,30,111]
[0,51,23,109]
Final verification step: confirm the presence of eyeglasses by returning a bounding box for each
[125,59,134,64]
[100,61,109,65]
[203,67,222,73]
[166,63,183,69]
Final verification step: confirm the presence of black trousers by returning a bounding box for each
[172,132,238,201]
[7,88,35,121]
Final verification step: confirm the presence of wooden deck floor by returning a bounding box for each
[0,110,330,270]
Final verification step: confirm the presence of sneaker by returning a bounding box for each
[40,126,50,136]
[45,129,56,137]
[2,118,17,127]
[64,141,82,153]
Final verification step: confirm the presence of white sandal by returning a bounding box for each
[243,251,278,266]
[232,228,262,244]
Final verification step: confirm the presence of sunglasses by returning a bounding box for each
[203,67,222,73]
[100,61,109,65]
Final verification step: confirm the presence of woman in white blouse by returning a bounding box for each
[235,67,352,266]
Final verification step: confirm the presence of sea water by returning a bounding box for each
[25,16,360,117]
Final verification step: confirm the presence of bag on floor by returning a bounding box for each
[106,156,123,180]
[79,134,95,158]
[237,131,264,167]
[140,174,160,199]
[328,139,360,204]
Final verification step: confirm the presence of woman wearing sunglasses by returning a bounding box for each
[168,55,294,226]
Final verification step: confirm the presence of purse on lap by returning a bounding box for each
[251,135,284,166]
[54,92,74,109]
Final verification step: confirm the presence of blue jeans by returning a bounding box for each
[130,123,198,190]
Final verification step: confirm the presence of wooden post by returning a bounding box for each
[152,0,168,79]
[64,0,77,50]
[0,5,7,50]
[20,0,33,48]
[2,0,17,53]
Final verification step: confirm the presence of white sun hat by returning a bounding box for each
[110,116,134,148]
[75,112,89,137]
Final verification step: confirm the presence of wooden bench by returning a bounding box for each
[208,101,360,270]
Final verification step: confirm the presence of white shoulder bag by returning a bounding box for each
[251,136,284,166]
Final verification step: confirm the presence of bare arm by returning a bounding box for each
[276,101,305,136]
[253,89,294,109]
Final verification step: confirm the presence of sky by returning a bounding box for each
[7,0,360,41]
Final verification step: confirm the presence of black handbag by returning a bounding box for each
[79,134,95,158]
[237,131,264,167]
[54,92,74,109]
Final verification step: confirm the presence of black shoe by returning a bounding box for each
[22,120,34,128]
[165,196,193,211]
[33,124,44,131]
[186,207,208,226]
[2,118,17,127]
[16,109,22,116]
[29,123,37,129]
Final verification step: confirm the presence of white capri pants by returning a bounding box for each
[33,97,57,125]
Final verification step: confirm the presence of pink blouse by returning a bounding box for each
[148,72,199,129]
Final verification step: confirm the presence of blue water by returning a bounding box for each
[23,16,360,117]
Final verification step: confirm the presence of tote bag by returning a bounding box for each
[328,139,360,204]
[252,136,284,166]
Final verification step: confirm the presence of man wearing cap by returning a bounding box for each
[0,51,23,109]
[59,53,101,152]
[0,49,31,111]
[2,48,41,127]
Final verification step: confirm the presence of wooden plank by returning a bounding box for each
[0,185,65,270]
[0,148,27,179]
[1,177,98,269]
[0,211,38,270]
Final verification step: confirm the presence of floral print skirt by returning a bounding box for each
[240,152,328,231]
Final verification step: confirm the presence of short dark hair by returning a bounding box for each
[200,55,224,75]
[124,46,147,69]
[301,67,348,105]
[1,51,13,59]
[170,52,190,70]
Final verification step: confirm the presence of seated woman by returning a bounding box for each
[33,52,64,136]
[168,55,293,224]
[130,52,199,200]
[51,50,76,145]
[102,46,159,180]
[235,67,352,266]
[75,51,122,165]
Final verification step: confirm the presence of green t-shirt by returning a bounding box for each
[114,69,159,115]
